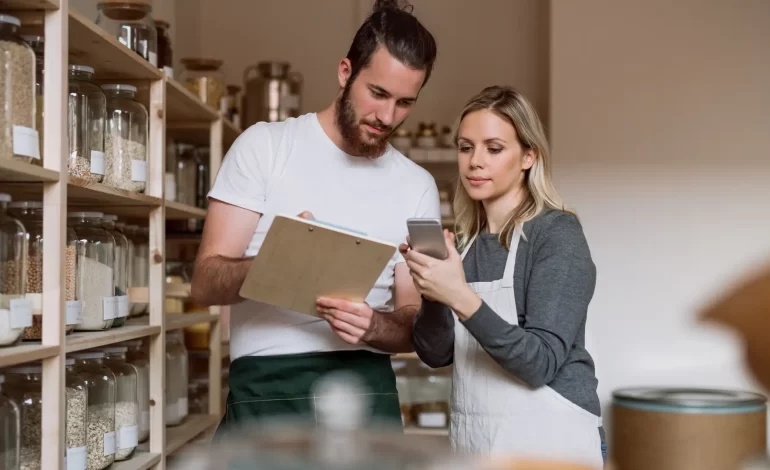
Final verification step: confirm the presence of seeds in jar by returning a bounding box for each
[0,39,36,163]
[103,133,146,192]
[19,398,41,470]
[66,387,87,450]
[86,404,115,470]
[114,401,138,460]
[69,155,103,182]
[74,256,113,331]
[1,259,23,294]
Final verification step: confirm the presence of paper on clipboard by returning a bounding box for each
[239,215,398,318]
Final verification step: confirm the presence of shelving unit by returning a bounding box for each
[0,2,241,468]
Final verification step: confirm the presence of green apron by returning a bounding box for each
[213,350,403,441]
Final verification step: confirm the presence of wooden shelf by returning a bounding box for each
[404,426,449,437]
[111,452,161,470]
[164,414,219,455]
[66,323,161,353]
[0,343,59,368]
[165,200,207,220]
[166,79,219,123]
[68,9,162,81]
[0,159,59,183]
[0,0,59,9]
[166,312,218,331]
[393,352,419,360]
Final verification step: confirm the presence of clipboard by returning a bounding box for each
[239,215,398,318]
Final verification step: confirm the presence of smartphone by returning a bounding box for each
[406,218,448,260]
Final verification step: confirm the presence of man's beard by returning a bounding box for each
[335,83,393,158]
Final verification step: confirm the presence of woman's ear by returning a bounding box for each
[338,58,353,89]
[522,149,536,170]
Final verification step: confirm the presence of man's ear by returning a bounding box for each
[338,58,352,89]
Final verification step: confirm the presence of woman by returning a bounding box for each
[402,86,604,468]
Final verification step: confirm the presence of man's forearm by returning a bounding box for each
[191,255,253,307]
[363,305,420,353]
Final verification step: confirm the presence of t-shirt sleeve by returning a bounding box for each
[207,123,275,214]
[395,178,442,264]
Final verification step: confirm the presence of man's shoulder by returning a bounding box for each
[238,113,314,143]
[383,144,437,189]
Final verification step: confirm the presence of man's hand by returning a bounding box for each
[316,297,374,345]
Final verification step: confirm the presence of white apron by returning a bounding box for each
[450,225,604,469]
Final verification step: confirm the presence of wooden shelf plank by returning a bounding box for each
[166,312,218,331]
[166,79,219,123]
[111,452,161,470]
[66,323,161,353]
[68,9,162,81]
[165,414,219,455]
[0,159,59,182]
[166,124,210,146]
[393,352,419,360]
[165,200,206,220]
[404,426,449,437]
[0,0,58,9]
[0,344,59,368]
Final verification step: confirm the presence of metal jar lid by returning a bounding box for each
[613,387,767,413]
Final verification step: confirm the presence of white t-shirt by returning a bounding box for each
[208,113,441,359]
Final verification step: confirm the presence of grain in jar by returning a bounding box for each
[69,212,116,331]
[22,34,43,166]
[102,84,148,193]
[124,339,150,442]
[0,374,20,469]
[65,358,88,470]
[8,201,80,339]
[180,58,225,110]
[68,65,107,182]
[0,15,40,164]
[5,363,43,470]
[70,351,116,470]
[100,346,138,460]
[0,193,32,347]
[101,215,130,327]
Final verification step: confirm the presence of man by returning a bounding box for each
[192,0,440,433]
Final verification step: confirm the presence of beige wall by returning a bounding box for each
[550,0,770,442]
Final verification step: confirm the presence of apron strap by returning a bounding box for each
[459,234,476,260]
[501,224,524,288]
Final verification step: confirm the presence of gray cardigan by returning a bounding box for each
[412,209,601,416]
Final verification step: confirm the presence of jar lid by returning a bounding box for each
[0,14,21,27]
[69,64,95,74]
[7,365,42,374]
[101,346,128,354]
[70,351,106,359]
[0,193,12,202]
[8,201,42,209]
[68,211,104,219]
[98,1,152,21]
[394,129,411,137]
[613,387,768,412]
[102,214,118,222]
[101,83,137,93]
[181,57,223,72]
[22,35,44,43]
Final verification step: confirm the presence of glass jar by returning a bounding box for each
[8,201,79,339]
[155,19,172,76]
[4,363,42,469]
[188,378,208,415]
[65,358,88,470]
[411,364,451,429]
[166,330,188,426]
[175,143,197,206]
[165,138,177,202]
[391,360,413,427]
[195,147,210,209]
[69,211,116,331]
[0,193,31,347]
[221,84,241,125]
[68,65,106,183]
[22,34,43,166]
[102,84,148,193]
[101,215,130,327]
[0,14,40,164]
[70,351,116,470]
[416,122,438,149]
[101,347,138,460]
[0,374,20,470]
[123,339,150,442]
[180,58,225,110]
[95,1,157,67]
[125,225,148,316]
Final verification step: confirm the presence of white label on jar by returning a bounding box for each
[141,411,150,432]
[12,125,40,159]
[66,300,82,325]
[149,51,158,67]
[418,412,446,428]
[131,159,147,182]
[119,425,138,449]
[165,173,176,201]
[117,295,129,318]
[102,296,117,320]
[103,432,116,456]
[90,150,105,175]
[24,293,43,314]
[10,298,33,328]
[66,446,87,470]
[163,66,174,78]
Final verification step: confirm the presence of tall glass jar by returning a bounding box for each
[22,34,43,166]
[0,14,39,164]
[8,201,79,338]
[101,215,129,327]
[195,147,210,209]
[4,363,42,469]
[165,138,177,202]
[70,351,116,470]
[123,339,150,442]
[0,374,20,470]
[69,212,116,331]
[165,330,188,426]
[68,65,106,182]
[101,347,138,460]
[102,84,148,193]
[0,193,31,347]
[175,143,197,206]
[155,19,172,76]
[95,1,157,67]
[125,225,148,316]
[188,378,208,415]
[65,357,88,470]
[180,58,225,110]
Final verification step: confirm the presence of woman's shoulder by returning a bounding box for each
[523,209,590,253]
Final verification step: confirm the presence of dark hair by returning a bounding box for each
[345,0,437,87]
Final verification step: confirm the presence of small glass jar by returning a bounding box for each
[69,211,116,331]
[101,347,138,460]
[411,364,451,429]
[194,147,210,209]
[65,358,88,470]
[416,122,438,149]
[188,378,209,415]
[0,374,20,470]
[125,225,148,316]
[22,34,43,166]
[0,14,40,164]
[101,215,130,327]
[391,360,413,427]
[0,193,31,347]
[180,58,225,110]
[70,351,116,470]
[222,84,241,126]
[155,19,172,76]
[102,84,148,193]
[95,1,157,67]
[166,330,188,426]
[8,201,79,339]
[175,143,197,206]
[164,138,177,202]
[124,339,150,442]
[439,125,453,148]
[68,65,106,183]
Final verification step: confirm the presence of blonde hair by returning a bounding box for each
[452,85,571,251]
